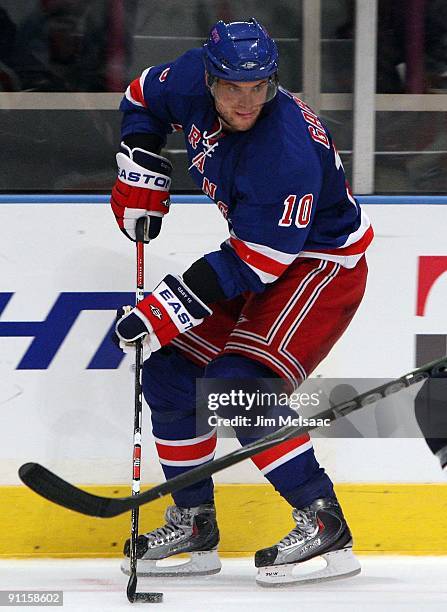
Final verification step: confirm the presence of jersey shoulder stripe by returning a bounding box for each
[125,67,153,108]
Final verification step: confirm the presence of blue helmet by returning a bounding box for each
[203,18,279,82]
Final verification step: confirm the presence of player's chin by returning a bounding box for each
[231,112,260,131]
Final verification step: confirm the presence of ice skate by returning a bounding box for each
[255,497,361,586]
[121,503,221,577]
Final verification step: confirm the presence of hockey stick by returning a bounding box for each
[126,217,162,604]
[18,355,447,518]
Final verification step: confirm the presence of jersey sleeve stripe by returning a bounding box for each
[125,80,146,107]
[230,232,298,264]
[229,236,293,278]
[244,266,278,284]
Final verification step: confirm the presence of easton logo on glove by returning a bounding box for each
[111,142,173,242]
[117,167,170,189]
[115,275,212,357]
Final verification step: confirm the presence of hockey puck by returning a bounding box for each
[133,592,163,603]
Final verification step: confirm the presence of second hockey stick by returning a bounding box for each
[18,355,447,518]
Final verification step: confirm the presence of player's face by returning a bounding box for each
[211,78,268,132]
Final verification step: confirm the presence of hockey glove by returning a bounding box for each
[111,142,172,242]
[115,274,212,359]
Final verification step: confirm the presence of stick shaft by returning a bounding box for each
[127,217,147,600]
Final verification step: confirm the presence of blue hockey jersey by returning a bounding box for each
[119,48,373,300]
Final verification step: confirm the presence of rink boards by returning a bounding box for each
[0,195,447,556]
[2,483,447,557]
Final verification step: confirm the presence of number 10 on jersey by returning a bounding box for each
[279,194,314,228]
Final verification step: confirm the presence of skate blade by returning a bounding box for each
[256,547,361,587]
[121,550,222,577]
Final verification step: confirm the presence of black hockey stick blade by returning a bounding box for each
[18,355,447,518]
[18,462,137,517]
[127,573,163,604]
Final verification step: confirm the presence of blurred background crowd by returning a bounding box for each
[0,0,445,192]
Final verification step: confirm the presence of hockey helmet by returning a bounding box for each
[203,17,279,84]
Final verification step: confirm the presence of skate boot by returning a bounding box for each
[255,497,361,586]
[121,503,221,577]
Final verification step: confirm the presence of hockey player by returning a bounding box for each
[111,18,372,586]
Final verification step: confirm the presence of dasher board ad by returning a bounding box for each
[0,200,446,484]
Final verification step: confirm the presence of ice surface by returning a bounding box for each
[1,557,446,611]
